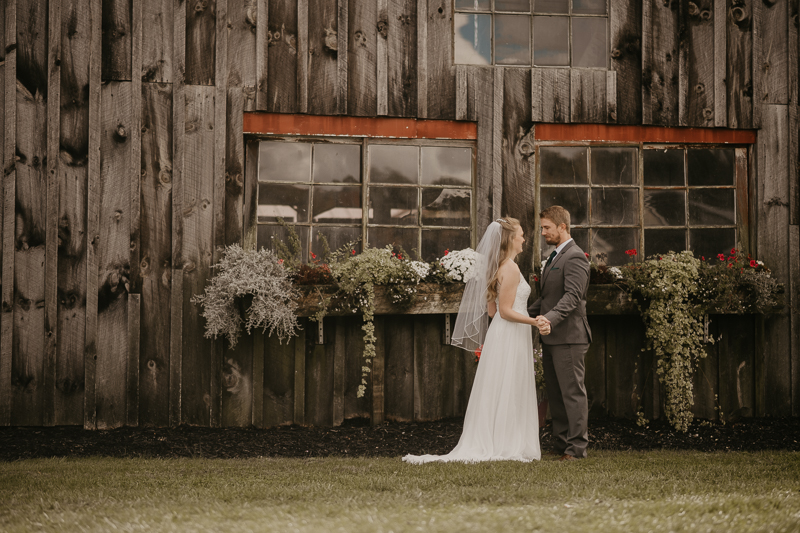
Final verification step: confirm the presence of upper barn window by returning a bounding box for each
[250,125,476,262]
[454,0,608,67]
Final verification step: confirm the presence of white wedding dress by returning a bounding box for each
[403,273,541,464]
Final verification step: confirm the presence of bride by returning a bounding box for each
[403,217,548,464]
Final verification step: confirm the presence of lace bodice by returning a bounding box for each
[496,273,532,315]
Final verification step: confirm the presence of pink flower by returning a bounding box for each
[278,259,284,265]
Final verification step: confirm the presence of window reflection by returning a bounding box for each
[645,229,686,257]
[258,183,309,222]
[591,228,639,266]
[422,188,471,226]
[369,145,419,184]
[644,190,686,226]
[312,185,362,223]
[690,228,736,259]
[496,0,530,12]
[421,146,472,186]
[592,147,636,185]
[591,188,637,225]
[368,227,419,256]
[572,0,606,15]
[422,229,471,262]
[687,149,735,186]
[313,144,361,183]
[541,147,588,184]
[454,14,492,65]
[534,0,568,13]
[313,227,362,255]
[259,142,312,183]
[369,186,418,225]
[533,16,569,66]
[572,17,607,68]
[455,0,490,9]
[688,189,735,226]
[258,224,310,262]
[540,187,589,225]
[495,15,531,65]
[644,149,684,186]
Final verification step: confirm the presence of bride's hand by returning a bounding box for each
[538,323,551,335]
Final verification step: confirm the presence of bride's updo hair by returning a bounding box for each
[486,216,521,303]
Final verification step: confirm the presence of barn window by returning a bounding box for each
[535,143,749,266]
[254,138,475,262]
[454,0,608,67]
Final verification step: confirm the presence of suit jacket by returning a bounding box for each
[528,240,592,345]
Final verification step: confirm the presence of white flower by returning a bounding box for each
[439,248,479,282]
[409,261,430,280]
[608,266,623,280]
[541,259,548,269]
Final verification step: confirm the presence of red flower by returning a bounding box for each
[750,259,757,267]
[474,344,483,363]
[717,253,725,261]
[351,249,356,255]
[727,263,733,268]
[278,259,284,265]
[444,249,449,256]
[533,275,539,282]
[701,256,705,261]
[625,249,638,257]
[585,252,590,258]
[398,254,403,260]
[311,252,317,259]
[731,248,737,255]
[658,257,662,261]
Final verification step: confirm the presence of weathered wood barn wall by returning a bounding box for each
[0,0,798,429]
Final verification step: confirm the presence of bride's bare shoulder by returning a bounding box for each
[498,260,520,278]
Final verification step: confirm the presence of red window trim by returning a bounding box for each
[243,112,478,140]
[534,123,757,144]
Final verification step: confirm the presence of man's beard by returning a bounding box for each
[544,235,559,245]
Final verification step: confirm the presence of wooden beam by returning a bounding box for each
[610,0,642,125]
[127,294,140,426]
[416,0,427,118]
[714,0,727,127]
[332,318,345,425]
[337,0,348,114]
[255,0,268,110]
[371,316,385,425]
[293,323,306,424]
[377,0,388,116]
[142,0,174,83]
[534,123,757,144]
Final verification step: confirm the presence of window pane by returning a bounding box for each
[496,0,530,11]
[572,0,606,14]
[313,144,361,184]
[369,186,418,225]
[534,0,568,13]
[369,145,419,184]
[422,188,471,226]
[572,17,607,68]
[687,149,735,186]
[689,228,736,259]
[454,13,492,65]
[591,228,639,266]
[455,0,490,9]
[258,183,309,223]
[540,147,588,184]
[312,227,362,256]
[422,229,471,262]
[591,188,637,225]
[421,146,472,186]
[258,224,309,263]
[312,185,362,223]
[258,142,312,182]
[645,229,686,257]
[688,189,736,225]
[540,187,589,225]
[643,149,684,186]
[591,147,636,185]
[644,190,686,226]
[495,15,531,65]
[533,16,569,66]
[368,227,418,256]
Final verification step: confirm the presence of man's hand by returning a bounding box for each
[534,315,551,335]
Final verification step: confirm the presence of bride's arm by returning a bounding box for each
[487,300,497,318]
[497,263,538,326]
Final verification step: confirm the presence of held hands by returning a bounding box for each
[534,315,551,336]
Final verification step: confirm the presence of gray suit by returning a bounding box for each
[528,239,591,458]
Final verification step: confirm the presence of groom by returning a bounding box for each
[529,206,592,461]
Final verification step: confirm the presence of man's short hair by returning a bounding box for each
[540,205,571,233]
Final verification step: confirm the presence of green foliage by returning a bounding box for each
[273,217,304,271]
[697,249,783,314]
[191,244,299,349]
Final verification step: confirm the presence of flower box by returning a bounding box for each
[293,283,465,317]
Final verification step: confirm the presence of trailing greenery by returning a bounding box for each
[3,453,799,532]
[620,249,783,432]
[191,244,299,348]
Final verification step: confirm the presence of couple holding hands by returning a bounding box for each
[403,206,592,464]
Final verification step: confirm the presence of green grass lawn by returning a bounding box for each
[1,451,798,532]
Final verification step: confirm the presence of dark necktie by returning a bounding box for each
[545,250,557,269]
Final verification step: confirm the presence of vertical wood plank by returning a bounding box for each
[502,68,535,279]
[570,69,606,123]
[610,0,642,125]
[243,140,258,250]
[492,68,502,220]
[221,336,254,426]
[371,316,385,424]
[127,293,140,425]
[605,317,647,419]
[387,0,417,117]
[96,82,132,429]
[251,332,264,426]
[791,104,799,226]
[226,0,256,90]
[263,332,294,426]
[384,315,414,421]
[332,318,345,425]
[130,0,143,388]
[681,0,715,127]
[424,0,455,119]
[181,85,215,426]
[606,70,617,123]
[102,0,133,81]
[531,68,570,123]
[413,315,444,420]
[44,0,62,427]
[84,0,102,429]
[337,0,348,114]
[726,0,754,129]
[13,0,49,427]
[267,0,297,113]
[693,317,719,420]
[757,104,791,416]
[185,0,216,86]
[416,0,427,118]
[759,0,789,104]
[377,0,388,116]
[255,0,269,110]
[789,0,798,106]
[455,65,467,120]
[0,0,5,424]
[344,316,369,419]
[642,0,679,126]
[714,0,727,126]
[305,328,335,426]
[293,322,305,424]
[307,0,338,115]
[752,0,763,127]
[790,224,800,416]
[717,315,755,419]
[472,67,493,233]
[56,0,91,426]
[297,0,308,113]
[140,81,173,426]
[585,317,606,416]
[224,88,245,246]
[169,0,186,426]
[348,0,378,116]
[142,0,173,83]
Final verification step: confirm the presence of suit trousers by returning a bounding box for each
[542,343,589,458]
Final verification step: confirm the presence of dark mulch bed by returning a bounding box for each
[1,416,799,461]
